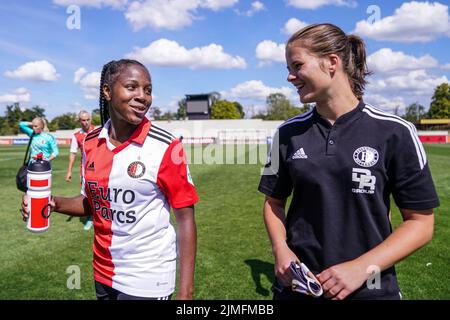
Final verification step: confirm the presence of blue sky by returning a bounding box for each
[0,0,449,119]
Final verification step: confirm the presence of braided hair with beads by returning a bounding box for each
[98,59,148,126]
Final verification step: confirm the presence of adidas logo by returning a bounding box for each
[292,148,308,159]
[87,162,95,171]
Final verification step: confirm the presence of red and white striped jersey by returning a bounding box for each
[70,125,96,154]
[81,117,198,297]
[70,125,96,181]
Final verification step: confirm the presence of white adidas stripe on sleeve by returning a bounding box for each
[363,104,426,169]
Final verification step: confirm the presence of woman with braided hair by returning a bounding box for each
[21,59,199,300]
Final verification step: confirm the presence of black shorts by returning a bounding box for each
[95,281,172,300]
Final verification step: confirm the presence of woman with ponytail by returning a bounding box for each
[19,116,58,163]
[21,59,199,300]
[259,24,439,300]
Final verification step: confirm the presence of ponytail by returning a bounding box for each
[347,35,372,99]
[42,118,49,133]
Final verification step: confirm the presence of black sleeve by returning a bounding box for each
[390,125,440,210]
[258,129,293,199]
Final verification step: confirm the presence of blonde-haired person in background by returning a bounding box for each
[66,110,96,230]
[258,23,439,300]
[19,117,59,163]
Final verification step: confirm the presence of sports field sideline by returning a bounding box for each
[0,144,448,299]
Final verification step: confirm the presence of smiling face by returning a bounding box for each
[103,64,152,127]
[286,42,333,104]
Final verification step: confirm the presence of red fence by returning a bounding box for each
[418,135,448,143]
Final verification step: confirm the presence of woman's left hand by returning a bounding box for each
[317,260,368,300]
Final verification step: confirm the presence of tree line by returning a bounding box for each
[0,105,103,135]
[0,83,448,135]
[151,83,450,122]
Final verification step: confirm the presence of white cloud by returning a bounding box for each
[55,0,238,30]
[125,39,246,69]
[125,0,197,31]
[202,0,238,11]
[364,94,407,113]
[74,69,101,100]
[442,63,450,70]
[365,46,449,110]
[236,1,265,17]
[74,67,87,83]
[250,1,265,11]
[0,88,31,104]
[368,48,439,74]
[221,80,293,101]
[4,60,59,82]
[125,0,237,31]
[354,1,450,42]
[368,69,449,96]
[255,40,285,65]
[286,0,356,10]
[52,0,128,8]
[56,0,238,10]
[282,18,308,35]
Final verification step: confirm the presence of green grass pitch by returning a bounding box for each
[0,144,448,299]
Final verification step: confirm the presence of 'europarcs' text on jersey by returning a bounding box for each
[258,101,439,300]
[81,118,198,297]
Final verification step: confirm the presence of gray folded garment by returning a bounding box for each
[290,261,323,297]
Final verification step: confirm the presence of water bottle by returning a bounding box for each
[27,152,52,233]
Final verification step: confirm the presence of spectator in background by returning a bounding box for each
[66,110,96,230]
[19,117,59,163]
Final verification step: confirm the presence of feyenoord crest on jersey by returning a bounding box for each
[127,161,146,178]
[353,146,379,167]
